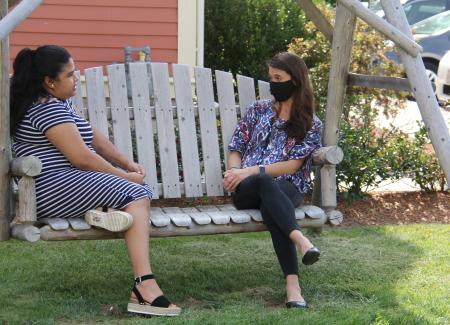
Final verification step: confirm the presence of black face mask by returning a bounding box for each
[269,80,296,102]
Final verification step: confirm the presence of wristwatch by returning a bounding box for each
[258,164,265,173]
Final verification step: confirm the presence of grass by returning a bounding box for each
[0,224,449,325]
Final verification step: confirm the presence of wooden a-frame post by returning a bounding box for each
[0,0,43,241]
[381,0,450,181]
[0,0,11,241]
[321,2,356,224]
[297,0,450,225]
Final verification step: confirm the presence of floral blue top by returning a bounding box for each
[228,99,322,193]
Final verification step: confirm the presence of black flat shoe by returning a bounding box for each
[286,300,308,309]
[302,246,320,265]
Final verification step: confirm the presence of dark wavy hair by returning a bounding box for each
[10,45,71,134]
[269,52,315,143]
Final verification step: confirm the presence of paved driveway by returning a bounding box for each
[376,100,450,135]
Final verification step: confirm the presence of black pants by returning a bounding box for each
[232,173,304,276]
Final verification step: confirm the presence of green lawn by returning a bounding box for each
[0,224,448,325]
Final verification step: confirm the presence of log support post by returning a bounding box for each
[296,0,334,42]
[320,3,356,224]
[381,0,450,185]
[10,156,42,242]
[0,0,10,241]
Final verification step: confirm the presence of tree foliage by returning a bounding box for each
[204,0,309,81]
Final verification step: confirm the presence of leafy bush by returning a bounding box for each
[385,125,447,192]
[204,0,309,81]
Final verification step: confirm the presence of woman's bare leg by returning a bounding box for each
[123,198,177,308]
[286,274,305,302]
[289,229,314,257]
[285,230,315,302]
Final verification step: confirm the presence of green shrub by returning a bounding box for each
[204,0,309,81]
[385,125,447,191]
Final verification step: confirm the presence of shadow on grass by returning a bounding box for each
[0,225,446,324]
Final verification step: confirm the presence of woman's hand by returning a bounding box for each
[223,167,256,192]
[126,161,146,176]
[124,172,145,185]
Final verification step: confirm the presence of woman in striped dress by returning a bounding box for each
[10,45,180,317]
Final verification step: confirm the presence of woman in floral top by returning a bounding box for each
[224,52,322,309]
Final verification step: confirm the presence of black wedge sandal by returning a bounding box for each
[127,274,181,316]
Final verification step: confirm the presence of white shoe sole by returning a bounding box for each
[84,210,133,232]
[127,302,181,316]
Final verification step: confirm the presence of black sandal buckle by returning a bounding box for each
[134,274,155,284]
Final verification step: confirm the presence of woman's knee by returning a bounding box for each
[124,198,150,212]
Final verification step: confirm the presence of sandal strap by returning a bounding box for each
[134,274,155,284]
[151,295,171,308]
[132,274,172,307]
[132,285,146,305]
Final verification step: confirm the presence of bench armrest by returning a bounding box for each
[312,146,343,165]
[10,156,42,177]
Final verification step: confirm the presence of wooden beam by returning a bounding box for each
[0,0,10,241]
[296,0,333,42]
[312,146,344,165]
[39,216,328,241]
[0,0,42,41]
[321,3,356,212]
[10,156,42,176]
[17,177,37,223]
[11,224,40,242]
[381,0,450,185]
[348,73,411,92]
[338,0,422,57]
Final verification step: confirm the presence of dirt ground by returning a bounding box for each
[152,191,450,226]
[336,191,450,226]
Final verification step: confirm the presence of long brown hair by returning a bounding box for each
[269,52,315,143]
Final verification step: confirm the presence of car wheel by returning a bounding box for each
[424,61,438,92]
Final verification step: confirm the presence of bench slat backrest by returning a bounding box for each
[216,70,238,168]
[128,62,159,197]
[72,71,85,118]
[85,67,109,137]
[107,64,134,161]
[151,63,181,198]
[195,67,223,196]
[237,74,256,117]
[258,80,271,100]
[172,64,203,197]
[77,63,272,199]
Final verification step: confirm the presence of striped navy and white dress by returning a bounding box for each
[13,96,153,219]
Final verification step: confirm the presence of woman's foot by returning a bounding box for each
[290,230,320,265]
[128,276,181,316]
[85,210,133,232]
[285,275,308,308]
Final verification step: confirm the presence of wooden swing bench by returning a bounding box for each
[10,62,343,242]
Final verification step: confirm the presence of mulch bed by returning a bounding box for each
[152,191,450,226]
[337,191,450,226]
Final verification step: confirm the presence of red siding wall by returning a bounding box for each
[10,0,178,71]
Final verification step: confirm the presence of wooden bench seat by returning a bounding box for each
[10,62,343,242]
[34,204,327,241]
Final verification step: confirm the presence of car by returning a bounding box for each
[368,0,450,24]
[436,50,450,109]
[402,0,450,24]
[385,10,450,87]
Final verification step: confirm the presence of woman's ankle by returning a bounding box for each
[285,276,303,302]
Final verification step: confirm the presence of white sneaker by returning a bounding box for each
[84,210,133,232]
